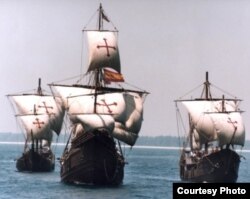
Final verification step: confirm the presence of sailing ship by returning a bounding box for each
[49,4,148,185]
[175,72,245,182]
[7,78,65,172]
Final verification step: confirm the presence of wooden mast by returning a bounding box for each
[94,4,103,113]
[204,72,209,152]
[205,71,210,99]
[37,78,42,95]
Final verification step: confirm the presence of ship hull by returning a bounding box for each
[180,148,240,183]
[16,149,55,172]
[60,129,125,186]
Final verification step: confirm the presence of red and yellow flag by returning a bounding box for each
[103,69,124,83]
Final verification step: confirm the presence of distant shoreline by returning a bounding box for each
[1,141,250,153]
[1,132,250,150]
[0,141,180,149]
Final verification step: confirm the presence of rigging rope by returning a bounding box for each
[210,83,239,99]
[177,82,240,100]
[82,6,117,31]
[123,81,149,93]
[175,102,188,150]
[177,83,203,99]
[82,8,99,30]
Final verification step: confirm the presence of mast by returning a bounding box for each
[94,3,104,113]
[222,95,225,112]
[37,78,42,95]
[205,71,210,99]
[98,3,103,31]
[204,72,209,152]
[189,114,194,151]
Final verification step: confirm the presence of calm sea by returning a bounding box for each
[0,143,250,199]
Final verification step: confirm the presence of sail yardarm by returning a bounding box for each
[181,100,239,116]
[87,31,120,73]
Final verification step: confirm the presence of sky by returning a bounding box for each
[1,0,250,140]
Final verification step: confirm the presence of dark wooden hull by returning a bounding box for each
[60,129,125,186]
[16,149,55,172]
[180,148,240,183]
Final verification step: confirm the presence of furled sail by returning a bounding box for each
[181,99,245,147]
[87,31,121,73]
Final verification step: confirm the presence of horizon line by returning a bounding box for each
[1,142,250,152]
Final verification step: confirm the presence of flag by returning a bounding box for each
[103,69,124,83]
[102,12,110,22]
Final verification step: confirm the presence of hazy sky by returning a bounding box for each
[1,0,250,140]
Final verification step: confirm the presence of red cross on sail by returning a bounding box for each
[97,38,116,57]
[96,99,117,114]
[33,118,45,129]
[87,31,121,73]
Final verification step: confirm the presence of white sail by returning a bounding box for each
[67,92,126,123]
[50,85,94,109]
[191,129,201,150]
[211,112,245,146]
[123,92,144,134]
[112,122,138,146]
[51,83,145,146]
[18,114,53,142]
[182,100,239,115]
[182,100,245,146]
[111,92,144,145]
[11,94,65,135]
[87,31,120,73]
[75,114,115,133]
[68,91,144,145]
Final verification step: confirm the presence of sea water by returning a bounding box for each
[0,143,249,199]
